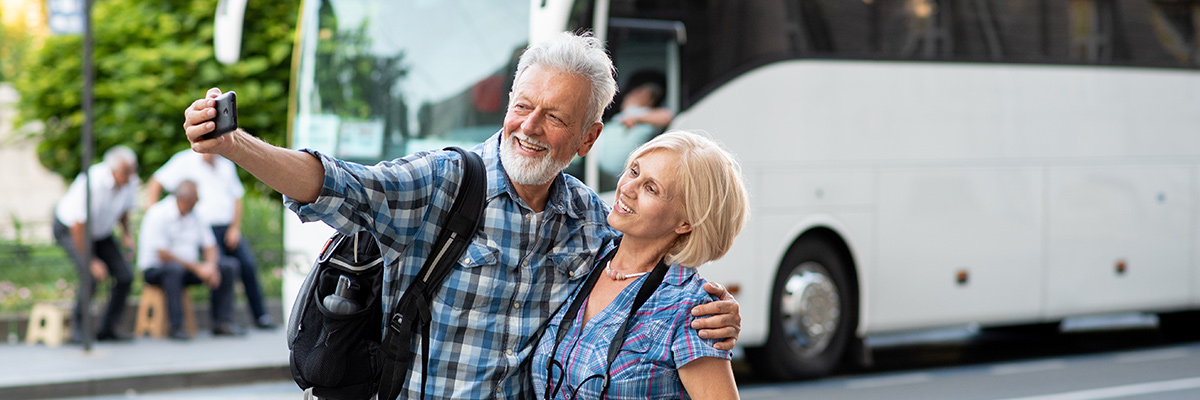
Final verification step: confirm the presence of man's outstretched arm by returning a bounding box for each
[182,88,324,203]
[693,282,741,351]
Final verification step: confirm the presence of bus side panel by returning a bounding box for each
[696,168,876,347]
[746,210,874,346]
[1194,165,1200,308]
[694,167,765,346]
[281,210,338,327]
[871,167,1044,332]
[758,168,875,338]
[1045,165,1192,318]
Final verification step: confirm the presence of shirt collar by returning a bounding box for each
[663,262,698,286]
[474,131,587,219]
[91,163,117,190]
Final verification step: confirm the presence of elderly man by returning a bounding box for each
[147,150,275,329]
[53,145,139,343]
[138,180,242,340]
[182,32,739,399]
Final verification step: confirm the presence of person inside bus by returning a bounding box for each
[533,131,746,399]
[181,31,741,398]
[594,78,676,187]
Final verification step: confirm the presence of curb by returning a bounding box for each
[1,365,291,400]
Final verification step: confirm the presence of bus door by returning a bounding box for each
[584,18,684,193]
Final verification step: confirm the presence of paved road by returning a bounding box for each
[739,317,1200,400]
[742,341,1200,399]
[53,318,1200,399]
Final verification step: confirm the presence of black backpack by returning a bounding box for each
[287,147,487,400]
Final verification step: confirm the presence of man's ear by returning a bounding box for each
[576,122,604,157]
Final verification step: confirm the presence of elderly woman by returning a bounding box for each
[532,131,750,399]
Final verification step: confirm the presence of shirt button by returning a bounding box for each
[524,214,532,220]
[513,302,521,309]
[506,349,514,356]
[568,271,575,277]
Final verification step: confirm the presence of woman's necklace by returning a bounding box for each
[604,260,649,280]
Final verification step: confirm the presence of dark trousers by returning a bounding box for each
[143,259,237,331]
[53,219,133,337]
[212,225,267,321]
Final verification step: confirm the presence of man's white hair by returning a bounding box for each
[103,145,138,169]
[513,31,618,129]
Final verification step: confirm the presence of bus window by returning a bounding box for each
[1149,0,1200,66]
[292,0,526,165]
[1069,0,1120,63]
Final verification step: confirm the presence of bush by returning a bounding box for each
[0,241,75,313]
[0,196,284,314]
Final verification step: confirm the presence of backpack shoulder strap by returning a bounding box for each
[378,146,487,400]
[412,146,487,289]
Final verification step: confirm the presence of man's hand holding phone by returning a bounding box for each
[198,91,236,141]
[183,88,238,151]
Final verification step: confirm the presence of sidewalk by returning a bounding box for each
[0,327,295,399]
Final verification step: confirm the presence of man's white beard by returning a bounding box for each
[500,132,576,186]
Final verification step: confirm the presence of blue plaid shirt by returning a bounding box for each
[286,132,616,399]
[530,240,731,399]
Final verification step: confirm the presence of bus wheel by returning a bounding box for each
[749,239,857,380]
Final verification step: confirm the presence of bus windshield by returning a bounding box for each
[290,0,529,163]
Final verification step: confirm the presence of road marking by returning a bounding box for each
[990,360,1067,375]
[845,373,933,389]
[998,376,1200,400]
[1114,348,1191,364]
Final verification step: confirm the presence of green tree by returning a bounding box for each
[13,0,298,198]
[0,5,38,83]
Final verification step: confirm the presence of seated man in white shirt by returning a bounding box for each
[137,180,243,340]
[147,150,275,329]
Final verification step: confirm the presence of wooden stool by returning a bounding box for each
[133,285,197,338]
[25,302,69,347]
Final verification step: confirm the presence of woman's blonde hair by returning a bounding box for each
[624,131,750,267]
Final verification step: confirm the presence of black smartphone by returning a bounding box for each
[198,91,237,141]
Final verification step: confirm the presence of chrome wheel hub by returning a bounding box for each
[780,262,840,357]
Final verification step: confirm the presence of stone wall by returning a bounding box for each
[0,83,65,243]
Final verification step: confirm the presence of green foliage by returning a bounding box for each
[0,195,284,313]
[13,0,298,199]
[0,6,36,83]
[0,240,76,313]
[239,192,284,299]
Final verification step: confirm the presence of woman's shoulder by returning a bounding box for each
[661,264,718,302]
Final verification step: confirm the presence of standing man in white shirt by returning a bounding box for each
[53,146,140,343]
[147,150,274,329]
[53,144,140,341]
[138,180,243,340]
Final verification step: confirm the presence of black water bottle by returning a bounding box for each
[323,275,362,315]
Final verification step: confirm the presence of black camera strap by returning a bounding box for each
[377,146,487,400]
[545,239,670,399]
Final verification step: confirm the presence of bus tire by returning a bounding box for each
[748,238,857,380]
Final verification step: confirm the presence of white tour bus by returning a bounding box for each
[275,0,1200,380]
